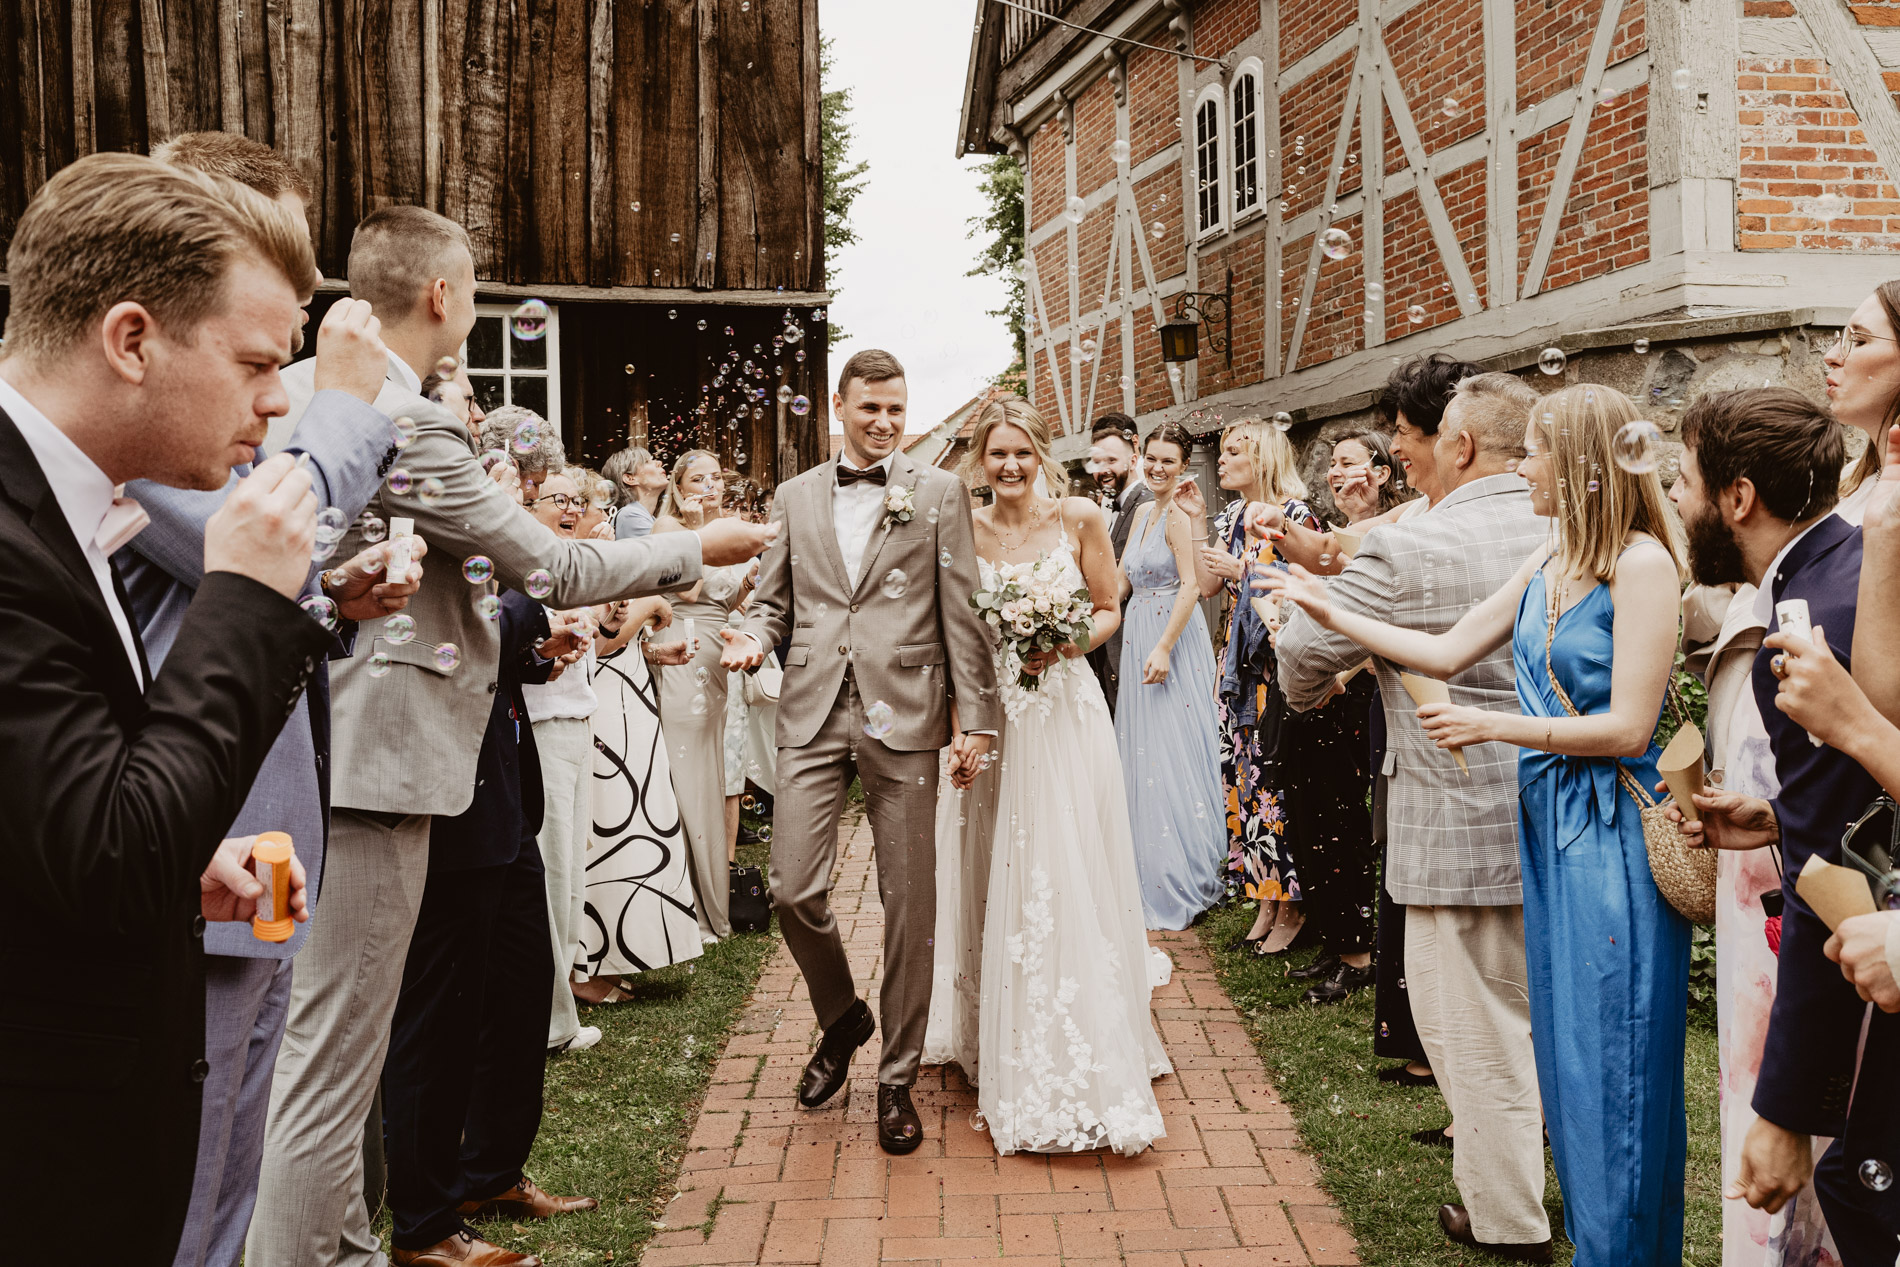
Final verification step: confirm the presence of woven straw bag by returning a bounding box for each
[1544,583,1717,924]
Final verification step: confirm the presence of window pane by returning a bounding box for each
[1233,76,1258,214]
[510,322,548,371]
[511,375,549,416]
[1196,101,1222,232]
[469,374,506,415]
[466,316,505,370]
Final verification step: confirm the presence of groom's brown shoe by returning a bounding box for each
[798,998,874,1108]
[877,1083,924,1154]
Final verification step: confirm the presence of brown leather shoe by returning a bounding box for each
[458,1175,599,1220]
[391,1230,541,1266]
[799,998,875,1108]
[877,1082,924,1155]
[1438,1204,1553,1263]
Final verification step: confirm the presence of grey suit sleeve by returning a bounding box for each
[1277,534,1402,711]
[743,490,794,654]
[387,407,703,604]
[934,477,1001,733]
[126,389,395,589]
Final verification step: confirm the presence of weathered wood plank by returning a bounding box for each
[611,0,697,287]
[501,0,532,281]
[219,0,242,128]
[71,0,97,155]
[440,0,467,223]
[458,0,508,274]
[94,0,140,154]
[422,0,440,207]
[693,0,719,289]
[264,0,288,150]
[20,0,48,191]
[800,0,820,290]
[237,0,270,141]
[586,0,612,287]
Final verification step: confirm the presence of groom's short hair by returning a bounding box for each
[838,348,906,399]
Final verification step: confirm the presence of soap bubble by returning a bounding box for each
[940,549,954,568]
[433,643,461,671]
[777,384,794,404]
[1065,195,1086,223]
[1442,96,1461,117]
[1672,67,1692,91]
[971,1108,988,1133]
[434,356,458,378]
[864,699,895,739]
[417,477,446,505]
[366,652,392,678]
[1860,1159,1894,1191]
[1634,338,1650,354]
[791,395,811,416]
[1320,228,1353,260]
[881,569,908,599]
[361,516,388,544]
[1272,412,1294,431]
[384,614,416,645]
[299,594,339,630]
[1080,337,1097,360]
[512,419,540,453]
[783,322,804,345]
[315,506,348,543]
[1407,304,1427,324]
[310,538,338,564]
[1365,281,1385,302]
[393,416,416,448]
[509,298,550,341]
[474,593,501,621]
[462,555,494,585]
[1111,139,1130,163]
[1538,347,1567,375]
[1613,420,1663,474]
[388,468,414,495]
[1152,221,1165,239]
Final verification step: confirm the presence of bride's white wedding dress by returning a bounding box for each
[924,527,1171,1156]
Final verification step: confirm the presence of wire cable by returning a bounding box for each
[992,0,1227,67]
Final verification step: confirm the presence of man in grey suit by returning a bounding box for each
[1084,417,1150,714]
[721,349,1000,1155]
[250,207,773,1267]
[116,132,424,1267]
[1276,373,1555,1263]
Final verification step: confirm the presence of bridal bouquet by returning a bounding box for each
[971,556,1095,691]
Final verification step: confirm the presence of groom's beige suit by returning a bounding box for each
[743,449,999,1083]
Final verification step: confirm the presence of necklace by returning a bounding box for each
[992,501,1046,553]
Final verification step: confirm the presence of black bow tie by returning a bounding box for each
[837,464,888,487]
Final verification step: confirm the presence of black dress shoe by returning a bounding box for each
[877,1083,924,1154]
[1303,960,1375,1004]
[1377,1064,1437,1088]
[1412,1125,1453,1148]
[798,999,874,1108]
[1437,1203,1553,1263]
[1286,953,1340,982]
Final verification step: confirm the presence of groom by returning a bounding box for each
[721,349,999,1153]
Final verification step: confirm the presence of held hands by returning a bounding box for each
[326,537,428,621]
[1251,563,1333,627]
[1417,702,1493,748]
[1763,624,1878,750]
[698,517,778,567]
[947,731,993,790]
[1142,646,1172,684]
[201,834,309,925]
[1725,1117,1813,1213]
[1658,782,1780,850]
[1825,911,1900,1012]
[717,627,764,671]
[310,298,389,406]
[205,451,319,599]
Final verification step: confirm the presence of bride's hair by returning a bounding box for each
[660,448,720,522]
[962,396,1070,497]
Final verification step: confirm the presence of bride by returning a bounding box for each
[923,396,1170,1156]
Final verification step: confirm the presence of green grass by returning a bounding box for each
[1197,901,1723,1267]
[376,831,783,1266]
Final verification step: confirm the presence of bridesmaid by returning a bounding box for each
[1263,383,1689,1265]
[1116,423,1227,930]
[653,451,756,942]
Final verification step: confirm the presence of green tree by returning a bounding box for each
[821,37,869,348]
[966,152,1026,381]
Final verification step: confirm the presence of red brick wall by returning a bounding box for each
[1737,57,1900,251]
[1195,0,1261,62]
[1278,51,1355,222]
[1516,84,1650,289]
[1382,0,1485,177]
[1281,0,1355,72]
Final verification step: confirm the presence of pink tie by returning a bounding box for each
[94,489,150,554]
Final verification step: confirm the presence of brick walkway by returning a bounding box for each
[644,813,1359,1267]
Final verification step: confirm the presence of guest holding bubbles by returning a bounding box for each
[1116,423,1227,929]
[1326,428,1410,524]
[1264,382,1690,1265]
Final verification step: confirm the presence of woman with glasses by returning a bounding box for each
[1823,282,1900,522]
[653,450,758,942]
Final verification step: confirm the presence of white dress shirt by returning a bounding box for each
[0,375,144,683]
[833,453,895,589]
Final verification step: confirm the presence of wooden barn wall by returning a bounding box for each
[0,0,824,291]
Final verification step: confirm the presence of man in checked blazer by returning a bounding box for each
[249,207,774,1267]
[1277,373,1555,1261]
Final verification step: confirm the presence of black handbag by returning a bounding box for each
[728,862,771,933]
[1841,796,1900,910]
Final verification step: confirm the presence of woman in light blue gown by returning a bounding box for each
[1260,383,1689,1264]
[1116,423,1227,930]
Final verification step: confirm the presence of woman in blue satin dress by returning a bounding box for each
[1116,423,1227,930]
[1259,383,1690,1264]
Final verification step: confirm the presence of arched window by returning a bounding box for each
[1194,86,1224,236]
[1231,60,1263,218]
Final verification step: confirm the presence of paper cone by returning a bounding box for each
[1797,853,1878,931]
[1399,673,1469,775]
[1333,528,1367,558]
[1656,724,1707,822]
[1339,658,1375,685]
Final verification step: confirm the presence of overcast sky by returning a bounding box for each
[822,1,1015,437]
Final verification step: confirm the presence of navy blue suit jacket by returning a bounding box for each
[427,589,553,873]
[1752,514,1883,1136]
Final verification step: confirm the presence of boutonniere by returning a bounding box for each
[884,483,916,525]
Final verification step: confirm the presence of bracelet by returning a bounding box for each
[1545,719,1552,750]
